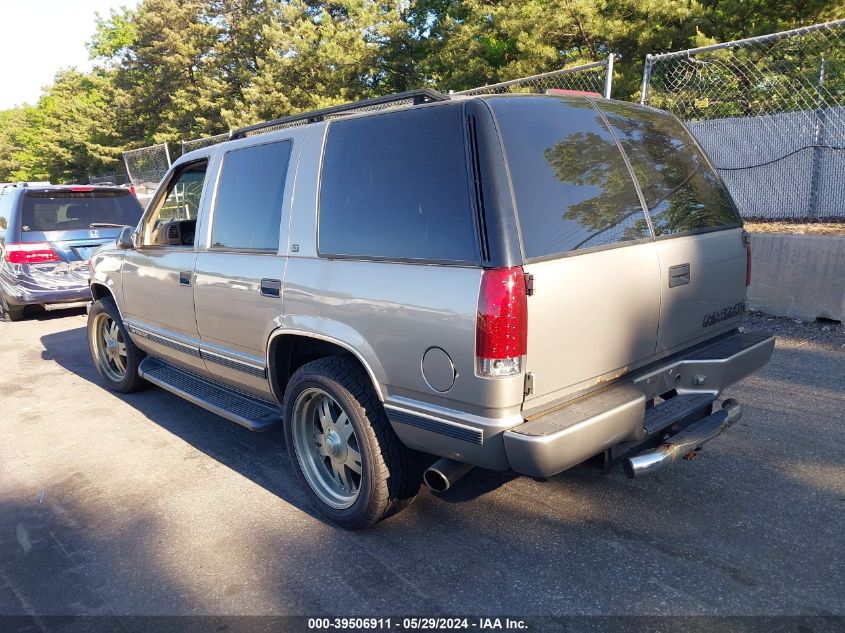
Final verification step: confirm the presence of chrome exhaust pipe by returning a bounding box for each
[423,458,474,492]
[624,399,743,479]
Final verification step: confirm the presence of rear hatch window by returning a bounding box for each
[485,95,650,260]
[594,101,741,236]
[21,190,142,236]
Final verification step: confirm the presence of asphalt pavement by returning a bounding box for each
[0,309,842,620]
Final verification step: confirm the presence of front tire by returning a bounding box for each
[283,356,422,529]
[87,296,147,393]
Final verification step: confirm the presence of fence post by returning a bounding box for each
[603,53,615,99]
[808,57,826,221]
[639,54,653,105]
[164,142,172,168]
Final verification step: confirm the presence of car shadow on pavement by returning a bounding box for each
[37,326,522,524]
[24,324,845,617]
[11,305,87,322]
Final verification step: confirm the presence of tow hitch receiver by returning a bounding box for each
[624,399,742,478]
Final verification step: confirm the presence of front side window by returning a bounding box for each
[596,101,740,236]
[141,162,207,247]
[319,103,479,262]
[486,96,650,260]
[211,140,292,251]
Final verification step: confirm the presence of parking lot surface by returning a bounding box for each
[0,310,843,617]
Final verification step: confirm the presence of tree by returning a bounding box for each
[0,70,122,183]
[2,0,841,181]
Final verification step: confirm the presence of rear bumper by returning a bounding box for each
[1,268,91,307]
[624,398,743,478]
[503,330,774,477]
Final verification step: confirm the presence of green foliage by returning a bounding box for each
[0,0,841,182]
[88,7,139,61]
[0,70,122,183]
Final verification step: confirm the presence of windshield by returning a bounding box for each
[21,190,143,232]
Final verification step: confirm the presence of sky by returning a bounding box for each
[0,0,139,110]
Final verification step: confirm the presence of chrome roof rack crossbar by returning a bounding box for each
[229,89,450,140]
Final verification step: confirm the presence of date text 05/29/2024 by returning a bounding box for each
[308,618,529,630]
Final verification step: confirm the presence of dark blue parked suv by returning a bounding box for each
[0,183,144,321]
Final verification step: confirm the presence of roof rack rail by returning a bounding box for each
[229,88,450,140]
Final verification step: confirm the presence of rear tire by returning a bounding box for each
[0,292,25,322]
[283,356,422,529]
[87,296,147,393]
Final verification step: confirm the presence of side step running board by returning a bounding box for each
[138,357,281,431]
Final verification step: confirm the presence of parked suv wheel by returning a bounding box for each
[283,356,422,529]
[87,297,147,393]
[0,292,25,322]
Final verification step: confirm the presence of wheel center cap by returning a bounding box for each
[106,339,116,349]
[325,430,343,457]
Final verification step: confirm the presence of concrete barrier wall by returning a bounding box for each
[748,233,845,322]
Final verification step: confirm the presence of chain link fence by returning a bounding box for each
[122,143,171,188]
[181,133,229,156]
[122,143,171,208]
[142,58,617,170]
[89,172,130,186]
[642,19,845,221]
[454,55,614,98]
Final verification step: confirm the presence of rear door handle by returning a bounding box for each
[179,271,192,286]
[260,278,281,297]
[668,263,690,288]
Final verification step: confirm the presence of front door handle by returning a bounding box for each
[260,278,281,297]
[668,263,690,288]
[179,271,192,286]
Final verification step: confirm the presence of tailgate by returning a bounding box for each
[593,100,748,361]
[523,244,661,410]
[655,228,747,354]
[481,96,663,411]
[483,95,747,412]
[19,187,142,263]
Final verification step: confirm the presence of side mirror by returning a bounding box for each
[117,226,136,250]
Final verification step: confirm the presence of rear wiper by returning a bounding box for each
[89,223,131,228]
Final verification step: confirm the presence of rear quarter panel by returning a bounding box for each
[283,122,524,417]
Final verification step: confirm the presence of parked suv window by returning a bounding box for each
[319,103,478,262]
[212,141,292,251]
[20,190,142,234]
[486,96,650,259]
[0,192,13,238]
[142,161,207,247]
[596,101,740,236]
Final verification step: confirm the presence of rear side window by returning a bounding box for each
[319,103,478,262]
[21,191,143,232]
[595,102,740,236]
[212,140,293,251]
[487,96,650,259]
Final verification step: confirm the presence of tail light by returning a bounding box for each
[476,267,528,377]
[5,242,61,264]
[744,235,752,286]
[128,185,137,197]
